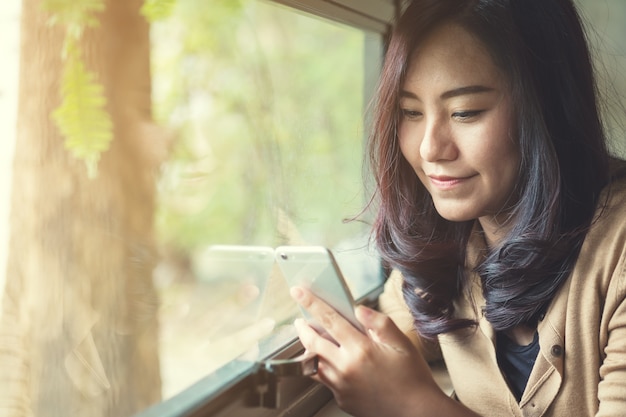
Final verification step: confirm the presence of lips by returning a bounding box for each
[428,174,474,190]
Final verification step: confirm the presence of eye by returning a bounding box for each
[401,108,422,121]
[452,110,484,121]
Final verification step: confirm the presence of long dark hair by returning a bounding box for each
[369,0,610,339]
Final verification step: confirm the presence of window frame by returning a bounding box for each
[272,0,396,33]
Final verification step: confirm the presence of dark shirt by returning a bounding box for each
[496,330,540,402]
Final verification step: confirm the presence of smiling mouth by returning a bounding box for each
[428,175,474,190]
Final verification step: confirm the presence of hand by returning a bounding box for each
[290,287,452,417]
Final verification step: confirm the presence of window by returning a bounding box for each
[0,0,390,415]
[143,0,392,415]
[149,0,387,405]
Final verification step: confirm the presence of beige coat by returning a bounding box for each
[379,162,626,416]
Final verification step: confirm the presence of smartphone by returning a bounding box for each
[275,245,365,335]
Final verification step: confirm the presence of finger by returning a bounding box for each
[294,318,345,388]
[355,305,412,351]
[294,317,341,359]
[291,287,366,345]
[311,358,341,387]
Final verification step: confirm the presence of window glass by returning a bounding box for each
[576,0,626,158]
[0,0,383,415]
[150,0,381,400]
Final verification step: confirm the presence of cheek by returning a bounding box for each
[484,138,520,196]
[398,125,421,166]
[475,112,518,172]
[473,140,515,167]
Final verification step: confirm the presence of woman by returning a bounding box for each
[290,0,626,416]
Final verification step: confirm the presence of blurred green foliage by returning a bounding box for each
[141,0,176,21]
[53,39,112,178]
[152,0,367,253]
[42,0,104,31]
[43,0,113,178]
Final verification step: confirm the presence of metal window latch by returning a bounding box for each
[247,352,319,409]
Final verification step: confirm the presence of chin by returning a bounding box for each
[440,215,474,223]
[433,205,477,223]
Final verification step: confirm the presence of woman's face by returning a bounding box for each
[398,23,520,238]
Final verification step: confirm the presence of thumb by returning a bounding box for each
[355,306,412,350]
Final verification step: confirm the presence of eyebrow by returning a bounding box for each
[400,85,496,100]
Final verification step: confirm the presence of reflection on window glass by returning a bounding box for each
[150,0,377,399]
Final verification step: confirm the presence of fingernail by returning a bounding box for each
[357,305,372,319]
[290,286,304,301]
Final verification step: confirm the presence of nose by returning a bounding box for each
[419,117,457,162]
